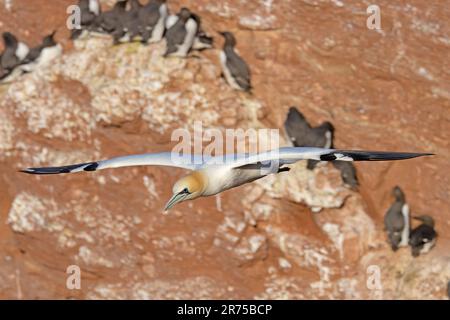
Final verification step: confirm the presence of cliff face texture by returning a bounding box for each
[0,0,449,299]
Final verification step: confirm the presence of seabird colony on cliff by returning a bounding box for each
[2,0,248,91]
[1,0,437,258]
[383,186,438,257]
[0,30,62,83]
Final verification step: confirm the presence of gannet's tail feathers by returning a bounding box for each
[319,150,434,162]
[20,152,199,175]
[20,162,99,175]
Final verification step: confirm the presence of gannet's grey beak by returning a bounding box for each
[164,191,189,211]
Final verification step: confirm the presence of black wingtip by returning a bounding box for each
[19,162,99,175]
[320,151,434,162]
[83,162,99,171]
[20,168,67,175]
[19,169,33,174]
[358,152,435,161]
[19,168,61,175]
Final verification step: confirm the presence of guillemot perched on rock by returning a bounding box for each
[164,7,198,57]
[20,31,62,73]
[409,215,437,257]
[191,13,213,50]
[0,32,29,82]
[95,0,127,42]
[284,106,358,188]
[166,12,213,51]
[331,160,358,188]
[284,106,334,168]
[139,0,168,44]
[193,30,214,51]
[70,0,101,40]
[113,0,143,43]
[0,32,29,72]
[219,31,251,92]
[384,186,410,251]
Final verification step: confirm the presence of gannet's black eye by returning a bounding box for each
[183,188,190,194]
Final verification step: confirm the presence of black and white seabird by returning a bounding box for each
[138,0,168,44]
[0,32,29,73]
[284,106,334,157]
[113,0,143,43]
[284,106,358,188]
[70,0,101,40]
[331,160,358,188]
[284,107,333,170]
[20,148,431,211]
[20,31,62,73]
[191,13,213,51]
[193,30,214,51]
[219,31,251,92]
[384,186,410,251]
[95,0,128,42]
[409,215,437,257]
[164,7,198,57]
[165,12,212,51]
[0,32,29,82]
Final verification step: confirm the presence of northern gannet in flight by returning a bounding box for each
[21,148,432,211]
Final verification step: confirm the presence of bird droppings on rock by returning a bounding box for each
[7,192,65,233]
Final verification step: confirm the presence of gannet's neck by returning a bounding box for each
[200,165,268,197]
[190,170,208,195]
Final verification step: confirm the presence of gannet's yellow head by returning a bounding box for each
[164,172,206,211]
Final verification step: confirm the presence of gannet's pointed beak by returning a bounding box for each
[164,191,189,212]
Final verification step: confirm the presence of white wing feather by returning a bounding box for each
[21,148,431,175]
[22,152,202,174]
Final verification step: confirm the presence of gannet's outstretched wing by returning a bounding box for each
[214,147,433,169]
[21,152,202,175]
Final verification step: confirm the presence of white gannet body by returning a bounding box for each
[21,147,432,211]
